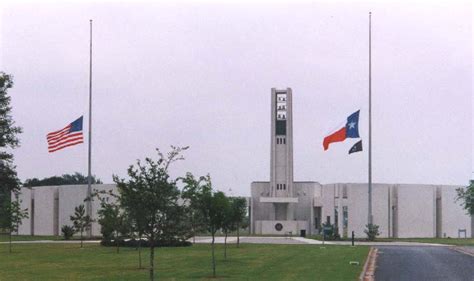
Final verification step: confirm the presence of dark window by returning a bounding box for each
[276,120,286,135]
[283,184,286,190]
[283,138,286,144]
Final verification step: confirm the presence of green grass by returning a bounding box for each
[0,234,61,242]
[0,243,369,280]
[308,235,474,246]
[375,237,474,246]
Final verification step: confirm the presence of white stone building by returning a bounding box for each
[15,184,116,236]
[250,88,473,238]
[14,88,473,239]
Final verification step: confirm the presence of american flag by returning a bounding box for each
[47,116,84,153]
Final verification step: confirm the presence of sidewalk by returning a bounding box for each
[0,236,451,246]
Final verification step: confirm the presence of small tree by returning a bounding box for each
[113,146,191,281]
[456,180,474,216]
[181,173,209,243]
[1,198,28,253]
[61,225,75,240]
[221,196,233,259]
[364,223,380,241]
[70,204,92,248]
[184,174,228,277]
[230,197,247,248]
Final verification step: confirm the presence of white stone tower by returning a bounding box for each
[267,88,297,220]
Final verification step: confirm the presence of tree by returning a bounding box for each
[0,72,22,228]
[61,225,75,240]
[229,197,247,248]
[24,172,102,187]
[183,174,228,278]
[70,204,92,248]
[221,196,232,259]
[181,172,210,242]
[456,180,474,216]
[364,223,380,241]
[113,146,191,281]
[0,197,28,253]
[97,199,121,251]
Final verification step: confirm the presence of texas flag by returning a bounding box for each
[323,110,360,150]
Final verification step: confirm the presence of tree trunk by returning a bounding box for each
[211,234,216,278]
[224,232,227,259]
[149,239,155,281]
[138,235,142,269]
[192,213,195,244]
[116,232,120,254]
[237,225,240,248]
[80,230,83,248]
[9,230,12,253]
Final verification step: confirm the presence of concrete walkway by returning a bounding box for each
[191,236,449,246]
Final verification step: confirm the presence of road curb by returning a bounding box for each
[450,246,474,257]
[359,247,378,281]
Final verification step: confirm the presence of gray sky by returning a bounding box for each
[1,1,472,196]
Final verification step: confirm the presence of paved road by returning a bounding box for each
[375,246,474,281]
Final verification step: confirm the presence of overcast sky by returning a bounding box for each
[1,1,472,195]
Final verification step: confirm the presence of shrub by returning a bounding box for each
[100,238,192,248]
[321,222,340,241]
[61,225,75,240]
[364,223,380,241]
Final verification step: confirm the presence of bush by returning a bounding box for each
[321,222,340,241]
[100,238,192,248]
[61,225,75,240]
[364,223,380,241]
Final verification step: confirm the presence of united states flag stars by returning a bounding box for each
[47,116,84,153]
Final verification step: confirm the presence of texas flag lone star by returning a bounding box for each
[323,110,360,150]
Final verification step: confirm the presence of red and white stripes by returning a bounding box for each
[47,124,83,153]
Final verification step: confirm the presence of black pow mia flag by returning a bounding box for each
[349,140,363,154]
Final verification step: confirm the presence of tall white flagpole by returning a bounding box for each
[87,19,93,237]
[368,12,373,225]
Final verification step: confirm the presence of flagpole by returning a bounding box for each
[368,12,373,226]
[87,19,93,237]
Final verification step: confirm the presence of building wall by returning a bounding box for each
[293,182,318,234]
[397,184,436,238]
[250,182,272,226]
[32,186,57,235]
[344,183,369,238]
[251,181,317,235]
[441,186,472,238]
[328,183,390,238]
[16,184,118,236]
[15,188,32,235]
[58,184,117,236]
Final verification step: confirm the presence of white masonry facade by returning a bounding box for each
[14,88,473,239]
[250,88,473,238]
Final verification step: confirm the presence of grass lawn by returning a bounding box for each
[375,237,474,246]
[308,235,474,246]
[0,243,369,280]
[0,234,61,242]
